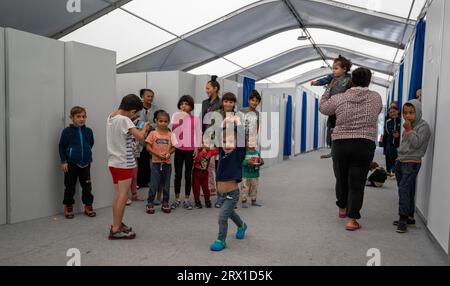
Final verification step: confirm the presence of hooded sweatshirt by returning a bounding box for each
[319,87,383,142]
[397,99,431,162]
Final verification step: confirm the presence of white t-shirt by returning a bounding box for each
[107,114,136,169]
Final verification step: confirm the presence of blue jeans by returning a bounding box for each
[148,163,171,204]
[395,161,421,220]
[217,189,243,242]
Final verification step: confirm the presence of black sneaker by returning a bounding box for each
[393,219,416,226]
[108,227,136,240]
[396,223,408,233]
[205,200,212,208]
[195,200,203,209]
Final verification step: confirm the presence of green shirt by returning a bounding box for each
[242,150,264,178]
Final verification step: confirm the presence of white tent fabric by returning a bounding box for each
[1,0,427,84]
[0,0,131,38]
[224,44,398,81]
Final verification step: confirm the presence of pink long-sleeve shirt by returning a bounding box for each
[172,113,202,151]
[319,87,383,142]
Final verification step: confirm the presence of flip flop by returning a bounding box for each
[346,222,362,231]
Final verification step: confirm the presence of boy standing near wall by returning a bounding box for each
[59,106,96,219]
[393,100,431,233]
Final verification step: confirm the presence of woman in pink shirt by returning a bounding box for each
[320,67,383,232]
[171,95,202,210]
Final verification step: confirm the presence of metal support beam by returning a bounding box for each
[283,0,331,69]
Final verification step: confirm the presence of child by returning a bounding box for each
[311,55,352,159]
[393,100,431,233]
[367,162,387,188]
[107,94,150,240]
[210,114,247,252]
[145,110,178,214]
[384,106,401,177]
[172,95,202,210]
[126,114,146,206]
[59,106,95,219]
[240,89,261,148]
[192,145,212,209]
[241,138,264,208]
[206,92,242,208]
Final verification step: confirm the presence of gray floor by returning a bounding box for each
[0,149,448,266]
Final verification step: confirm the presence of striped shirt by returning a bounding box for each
[319,87,383,142]
[107,114,137,169]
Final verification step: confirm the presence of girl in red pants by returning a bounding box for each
[193,147,212,208]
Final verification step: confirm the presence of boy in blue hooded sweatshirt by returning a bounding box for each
[393,100,431,233]
[59,106,95,219]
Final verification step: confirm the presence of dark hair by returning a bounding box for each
[403,103,415,111]
[153,109,170,122]
[351,67,372,87]
[334,55,352,73]
[119,94,144,112]
[222,92,237,103]
[177,95,195,111]
[207,75,220,93]
[139,88,154,98]
[249,89,261,102]
[370,162,379,171]
[70,106,86,117]
[389,105,398,111]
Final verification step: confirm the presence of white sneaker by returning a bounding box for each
[126,199,132,206]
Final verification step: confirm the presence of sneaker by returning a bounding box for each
[170,200,181,209]
[236,223,248,240]
[64,205,75,219]
[153,199,162,206]
[205,200,212,208]
[108,227,136,240]
[84,205,96,217]
[183,200,193,210]
[210,240,226,252]
[162,202,171,213]
[396,223,408,233]
[145,203,155,214]
[195,200,203,209]
[126,199,132,206]
[393,219,416,226]
[120,222,132,233]
[320,153,332,159]
[251,200,262,207]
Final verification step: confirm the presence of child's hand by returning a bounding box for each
[143,122,150,132]
[61,163,69,173]
[403,120,413,132]
[311,80,317,86]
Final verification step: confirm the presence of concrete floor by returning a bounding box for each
[0,150,448,266]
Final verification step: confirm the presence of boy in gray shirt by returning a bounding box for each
[393,99,431,233]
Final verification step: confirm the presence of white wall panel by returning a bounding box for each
[416,0,445,220]
[5,28,65,223]
[427,0,450,254]
[116,72,147,106]
[65,41,117,212]
[0,27,6,225]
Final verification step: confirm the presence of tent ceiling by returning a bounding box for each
[116,0,416,73]
[0,0,131,38]
[285,67,390,88]
[224,44,398,81]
